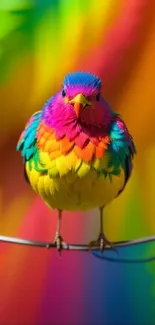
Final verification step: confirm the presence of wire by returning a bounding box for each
[0,234,155,251]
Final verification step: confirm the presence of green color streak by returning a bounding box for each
[0,0,60,83]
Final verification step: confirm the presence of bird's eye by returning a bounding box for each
[96,93,100,102]
[62,89,66,97]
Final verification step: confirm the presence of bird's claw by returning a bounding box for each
[89,233,113,252]
[53,232,63,253]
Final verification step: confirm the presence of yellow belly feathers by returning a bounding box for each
[26,159,125,211]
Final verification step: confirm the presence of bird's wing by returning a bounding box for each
[17,110,41,160]
[16,110,44,183]
[16,97,54,176]
[108,116,136,196]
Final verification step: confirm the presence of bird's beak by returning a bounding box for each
[69,94,92,118]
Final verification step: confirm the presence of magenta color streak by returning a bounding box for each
[42,93,113,147]
[117,120,126,130]
[36,253,88,325]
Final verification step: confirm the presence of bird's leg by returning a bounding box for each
[89,207,113,252]
[53,209,63,252]
[99,207,113,250]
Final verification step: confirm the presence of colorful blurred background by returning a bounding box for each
[1,0,155,324]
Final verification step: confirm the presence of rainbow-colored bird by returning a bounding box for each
[17,71,136,251]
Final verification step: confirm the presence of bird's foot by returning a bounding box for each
[53,232,63,253]
[89,233,113,252]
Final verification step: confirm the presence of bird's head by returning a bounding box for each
[43,71,112,133]
[62,71,102,121]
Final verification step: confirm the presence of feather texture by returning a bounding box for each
[17,72,136,211]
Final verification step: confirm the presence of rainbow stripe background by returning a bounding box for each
[1,0,155,324]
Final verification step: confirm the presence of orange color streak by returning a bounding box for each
[60,136,75,154]
[74,141,95,162]
[95,146,104,159]
[99,135,110,149]
[37,119,111,163]
[49,150,62,159]
[37,122,111,163]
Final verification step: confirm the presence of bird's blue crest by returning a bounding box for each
[63,71,102,90]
